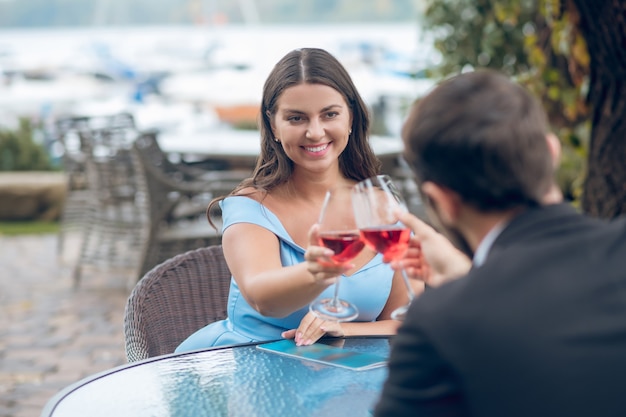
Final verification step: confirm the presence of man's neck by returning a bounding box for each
[457,207,522,254]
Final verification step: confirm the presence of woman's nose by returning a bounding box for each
[305,119,324,140]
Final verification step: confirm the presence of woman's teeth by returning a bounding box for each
[304,143,329,152]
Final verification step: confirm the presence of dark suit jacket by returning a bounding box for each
[374,204,626,417]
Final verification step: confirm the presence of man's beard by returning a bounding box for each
[423,194,474,259]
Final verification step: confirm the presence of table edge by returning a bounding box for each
[40,335,392,417]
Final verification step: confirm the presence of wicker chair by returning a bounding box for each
[124,245,231,362]
[71,113,146,287]
[53,115,95,257]
[131,130,248,280]
[390,156,427,219]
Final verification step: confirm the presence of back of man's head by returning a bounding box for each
[402,69,554,212]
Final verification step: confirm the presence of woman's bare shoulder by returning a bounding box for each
[232,186,266,202]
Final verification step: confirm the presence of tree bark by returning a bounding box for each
[571,0,626,219]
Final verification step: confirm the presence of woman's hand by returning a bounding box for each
[281,312,344,346]
[304,224,353,286]
[389,211,472,288]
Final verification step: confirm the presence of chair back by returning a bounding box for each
[53,115,94,256]
[131,130,248,279]
[124,245,231,362]
[67,113,148,287]
[79,113,140,207]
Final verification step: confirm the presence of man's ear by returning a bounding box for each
[546,133,562,169]
[543,133,564,204]
[421,181,461,225]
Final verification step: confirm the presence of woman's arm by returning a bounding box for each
[282,312,401,346]
[282,268,419,346]
[222,222,346,318]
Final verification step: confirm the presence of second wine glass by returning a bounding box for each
[309,185,365,322]
[352,175,415,321]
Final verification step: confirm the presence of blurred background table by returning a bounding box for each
[158,128,404,169]
[41,336,391,417]
[158,128,423,218]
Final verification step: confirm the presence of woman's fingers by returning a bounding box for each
[281,329,296,339]
[307,223,321,246]
[283,312,345,346]
[305,224,352,284]
[291,312,336,346]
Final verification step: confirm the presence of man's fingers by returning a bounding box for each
[398,211,435,239]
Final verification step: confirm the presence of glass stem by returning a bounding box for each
[400,269,415,301]
[330,276,342,309]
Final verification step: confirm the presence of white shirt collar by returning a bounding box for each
[472,220,509,267]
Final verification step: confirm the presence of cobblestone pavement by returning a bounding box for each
[0,233,131,417]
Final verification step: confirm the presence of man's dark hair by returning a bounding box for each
[402,69,554,211]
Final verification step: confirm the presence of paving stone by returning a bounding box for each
[41,370,85,387]
[19,388,61,408]
[12,405,44,417]
[0,406,16,417]
[0,234,129,416]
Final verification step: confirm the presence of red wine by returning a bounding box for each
[360,227,410,260]
[319,232,365,264]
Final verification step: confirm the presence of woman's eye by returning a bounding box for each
[325,111,339,119]
[287,115,303,122]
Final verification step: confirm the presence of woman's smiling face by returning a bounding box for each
[270,83,352,173]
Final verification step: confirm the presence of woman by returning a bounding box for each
[175,48,415,352]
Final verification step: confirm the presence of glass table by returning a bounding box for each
[41,337,392,417]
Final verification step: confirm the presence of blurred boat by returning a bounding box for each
[0,23,439,137]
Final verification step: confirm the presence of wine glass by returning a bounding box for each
[309,185,365,322]
[352,175,414,321]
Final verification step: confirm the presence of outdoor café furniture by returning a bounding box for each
[124,245,231,362]
[158,128,425,216]
[41,336,391,417]
[68,113,143,288]
[158,128,405,170]
[53,115,94,257]
[55,117,246,289]
[130,131,248,280]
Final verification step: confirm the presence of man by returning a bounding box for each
[374,70,626,417]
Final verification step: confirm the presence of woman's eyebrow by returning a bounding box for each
[280,104,343,114]
[321,104,343,112]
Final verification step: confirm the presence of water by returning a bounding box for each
[0,23,438,134]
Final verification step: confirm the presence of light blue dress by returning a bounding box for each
[175,196,393,352]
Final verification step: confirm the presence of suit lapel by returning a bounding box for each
[483,204,580,264]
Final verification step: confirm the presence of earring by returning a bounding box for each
[349,129,352,135]
[274,137,280,143]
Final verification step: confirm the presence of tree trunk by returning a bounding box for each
[570,0,626,219]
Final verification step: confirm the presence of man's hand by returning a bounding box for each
[389,211,472,288]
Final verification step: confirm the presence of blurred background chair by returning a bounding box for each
[70,113,146,288]
[379,152,426,219]
[390,156,426,219]
[131,130,248,281]
[52,115,94,258]
[124,245,231,362]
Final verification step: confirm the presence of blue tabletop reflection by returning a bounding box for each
[46,337,391,417]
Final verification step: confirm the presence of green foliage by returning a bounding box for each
[0,221,59,236]
[421,0,590,203]
[0,119,55,171]
[422,0,537,75]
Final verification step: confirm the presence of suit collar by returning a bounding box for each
[482,203,579,264]
[472,219,509,267]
